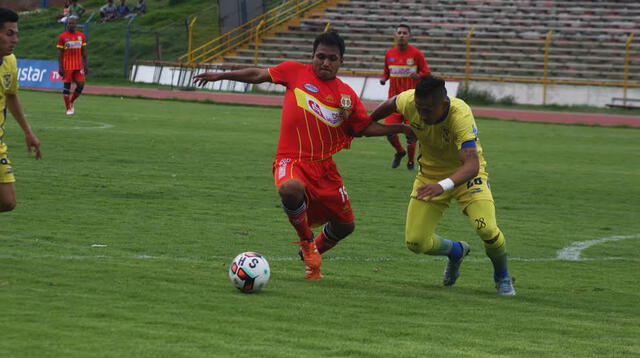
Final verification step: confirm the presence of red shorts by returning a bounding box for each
[273,157,354,227]
[384,112,409,125]
[63,69,85,83]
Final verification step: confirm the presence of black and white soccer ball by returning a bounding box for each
[228,252,270,293]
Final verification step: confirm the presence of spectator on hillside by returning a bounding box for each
[116,0,131,18]
[100,0,118,22]
[58,0,70,23]
[133,0,146,15]
[69,0,86,19]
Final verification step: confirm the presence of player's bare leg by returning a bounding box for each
[387,134,406,168]
[70,80,84,112]
[0,182,17,212]
[63,82,73,114]
[279,179,322,280]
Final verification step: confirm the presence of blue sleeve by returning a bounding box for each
[461,140,476,149]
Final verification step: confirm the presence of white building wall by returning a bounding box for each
[469,81,640,108]
[131,65,638,108]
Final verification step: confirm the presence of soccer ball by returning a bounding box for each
[228,252,270,293]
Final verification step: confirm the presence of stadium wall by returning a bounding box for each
[470,82,640,108]
[131,64,636,107]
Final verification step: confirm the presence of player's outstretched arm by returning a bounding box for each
[416,147,480,200]
[193,68,271,87]
[5,94,42,160]
[358,122,414,139]
[369,96,398,121]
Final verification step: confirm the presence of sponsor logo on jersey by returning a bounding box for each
[294,88,344,127]
[64,40,83,49]
[471,188,483,194]
[303,83,319,93]
[410,122,424,130]
[407,58,414,65]
[389,65,417,78]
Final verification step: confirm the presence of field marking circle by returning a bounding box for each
[36,119,114,130]
[556,234,640,261]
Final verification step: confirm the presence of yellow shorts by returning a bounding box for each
[410,171,494,213]
[0,150,16,183]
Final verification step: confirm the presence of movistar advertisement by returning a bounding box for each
[17,58,63,89]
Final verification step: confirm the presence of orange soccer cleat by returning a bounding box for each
[294,239,322,280]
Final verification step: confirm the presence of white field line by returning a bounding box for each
[2,234,639,263]
[555,234,640,261]
[36,119,114,130]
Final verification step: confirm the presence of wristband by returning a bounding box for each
[437,178,455,191]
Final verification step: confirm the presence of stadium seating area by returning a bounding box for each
[223,0,640,83]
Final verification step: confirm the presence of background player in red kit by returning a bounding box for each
[57,16,87,115]
[380,24,430,170]
[194,32,414,280]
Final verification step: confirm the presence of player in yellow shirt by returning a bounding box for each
[0,8,42,212]
[370,76,515,296]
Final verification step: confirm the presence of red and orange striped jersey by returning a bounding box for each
[268,61,372,162]
[56,30,86,70]
[382,45,430,97]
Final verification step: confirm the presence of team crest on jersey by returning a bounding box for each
[472,126,478,140]
[340,94,352,110]
[2,73,11,89]
[441,127,451,143]
[407,58,414,65]
[389,57,395,62]
[304,83,319,93]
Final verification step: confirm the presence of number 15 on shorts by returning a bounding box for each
[338,186,349,202]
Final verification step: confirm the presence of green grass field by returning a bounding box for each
[1,91,639,357]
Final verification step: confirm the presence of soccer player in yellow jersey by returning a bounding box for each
[371,76,515,296]
[0,8,42,212]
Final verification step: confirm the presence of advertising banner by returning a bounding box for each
[17,58,63,90]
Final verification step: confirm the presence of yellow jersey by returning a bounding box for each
[396,90,487,179]
[0,54,18,152]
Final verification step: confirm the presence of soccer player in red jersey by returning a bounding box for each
[380,24,430,170]
[194,32,414,280]
[57,16,87,115]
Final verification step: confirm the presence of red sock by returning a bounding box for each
[63,94,71,110]
[407,140,417,163]
[71,92,80,103]
[314,230,338,254]
[387,135,405,153]
[284,203,314,241]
